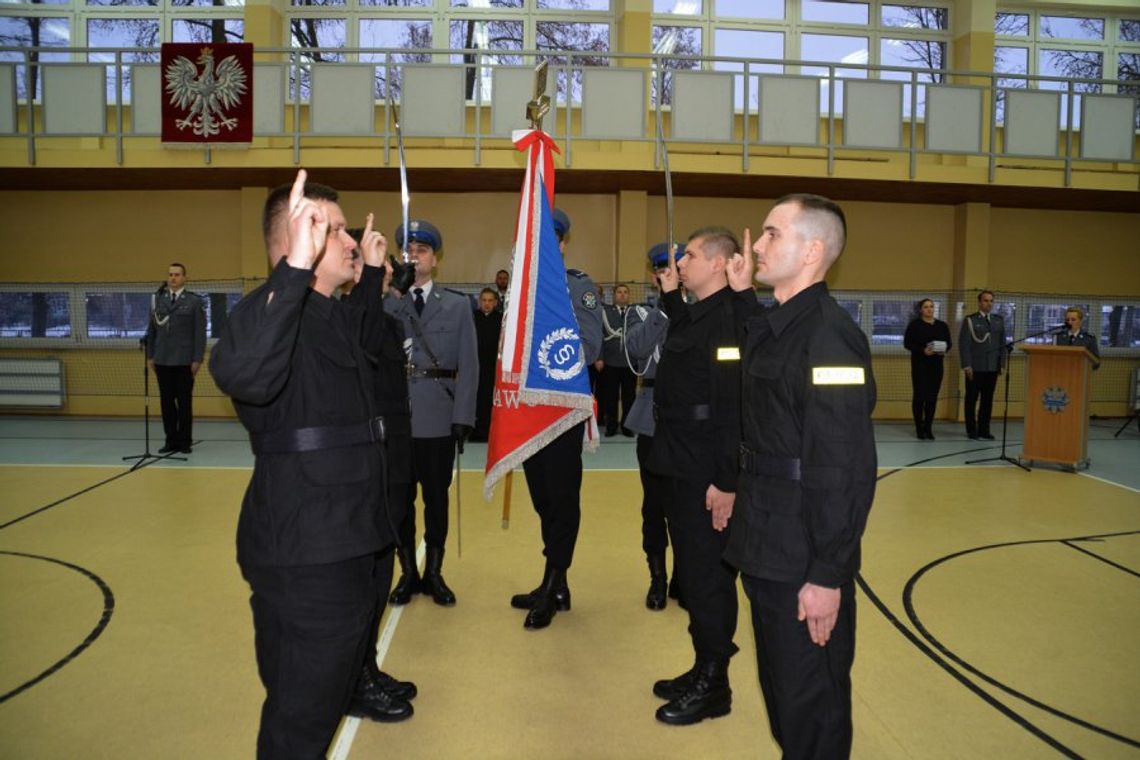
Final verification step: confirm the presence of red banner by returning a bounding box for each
[161,43,253,144]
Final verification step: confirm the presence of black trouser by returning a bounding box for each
[402,436,455,549]
[599,365,636,431]
[964,370,998,437]
[522,421,584,570]
[910,361,943,432]
[636,434,669,557]
[741,576,856,760]
[362,545,397,674]
[661,475,738,662]
[242,555,377,760]
[154,363,194,448]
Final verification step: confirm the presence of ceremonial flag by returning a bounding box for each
[483,129,596,499]
[161,43,253,144]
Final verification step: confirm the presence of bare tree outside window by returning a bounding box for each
[0,14,71,100]
[650,24,701,106]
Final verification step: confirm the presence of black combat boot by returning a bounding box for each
[510,564,571,611]
[652,663,696,700]
[646,554,667,611]
[655,659,731,725]
[523,565,567,630]
[422,545,456,606]
[356,659,418,702]
[388,545,420,606]
[347,666,414,723]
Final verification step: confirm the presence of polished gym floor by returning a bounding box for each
[0,416,1137,759]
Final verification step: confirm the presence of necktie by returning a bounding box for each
[413,287,425,316]
[1069,335,1075,345]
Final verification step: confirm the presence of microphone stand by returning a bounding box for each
[965,325,1064,472]
[124,294,185,470]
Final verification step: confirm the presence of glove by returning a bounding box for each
[451,423,473,454]
[389,255,416,295]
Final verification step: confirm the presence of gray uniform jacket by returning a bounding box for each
[145,289,206,366]
[567,269,603,364]
[958,312,1006,373]
[601,304,632,366]
[1055,330,1101,368]
[385,285,478,439]
[622,304,668,437]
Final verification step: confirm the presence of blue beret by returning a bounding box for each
[648,242,684,268]
[551,208,571,238]
[395,220,442,251]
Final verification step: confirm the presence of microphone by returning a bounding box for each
[1050,324,1067,332]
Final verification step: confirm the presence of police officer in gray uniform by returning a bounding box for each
[145,262,206,454]
[624,243,681,611]
[510,207,603,630]
[958,290,1005,440]
[600,283,637,436]
[1055,306,1101,369]
[384,220,478,607]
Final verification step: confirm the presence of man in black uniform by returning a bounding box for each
[343,220,418,722]
[647,226,750,726]
[210,171,398,757]
[509,208,603,630]
[726,194,877,760]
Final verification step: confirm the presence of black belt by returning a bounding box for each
[640,378,655,388]
[407,367,457,379]
[653,403,711,422]
[250,417,386,455]
[739,446,801,480]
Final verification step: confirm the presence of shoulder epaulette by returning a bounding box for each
[567,269,588,279]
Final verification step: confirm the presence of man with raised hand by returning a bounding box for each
[726,193,877,760]
[210,171,397,757]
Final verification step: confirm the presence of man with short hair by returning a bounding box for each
[145,262,206,454]
[599,283,637,437]
[384,220,478,608]
[959,290,1006,440]
[1055,306,1100,369]
[647,226,749,726]
[494,269,510,310]
[210,171,400,757]
[726,193,877,760]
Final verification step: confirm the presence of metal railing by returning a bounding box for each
[2,45,1138,183]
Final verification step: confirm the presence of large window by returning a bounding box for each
[994,9,1140,127]
[0,0,244,102]
[651,1,950,112]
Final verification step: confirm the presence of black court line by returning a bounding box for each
[0,550,115,704]
[901,530,1140,750]
[1062,538,1140,580]
[859,445,1090,757]
[0,446,195,532]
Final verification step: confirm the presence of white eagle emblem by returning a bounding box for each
[164,47,248,138]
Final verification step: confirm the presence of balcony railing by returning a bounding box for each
[1,46,1137,185]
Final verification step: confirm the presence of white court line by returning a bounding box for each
[1079,471,1140,494]
[328,540,426,760]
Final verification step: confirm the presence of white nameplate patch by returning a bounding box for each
[717,347,741,361]
[812,367,865,385]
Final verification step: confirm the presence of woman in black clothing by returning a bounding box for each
[471,287,501,442]
[903,298,952,440]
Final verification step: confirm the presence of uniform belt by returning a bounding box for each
[407,367,457,379]
[652,403,710,422]
[739,446,801,480]
[640,378,655,388]
[250,416,386,455]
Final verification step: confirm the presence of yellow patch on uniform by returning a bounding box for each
[812,366,865,385]
[716,347,741,361]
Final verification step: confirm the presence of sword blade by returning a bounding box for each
[392,98,411,263]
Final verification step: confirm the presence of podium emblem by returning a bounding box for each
[1041,386,1069,414]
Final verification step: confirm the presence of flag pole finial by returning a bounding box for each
[526,60,551,131]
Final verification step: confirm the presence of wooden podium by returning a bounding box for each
[1020,344,1097,469]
